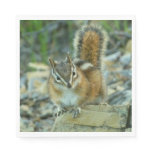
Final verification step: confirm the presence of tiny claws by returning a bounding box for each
[54,113,57,117]
[54,107,67,117]
[57,110,62,116]
[71,107,81,118]
[54,107,81,118]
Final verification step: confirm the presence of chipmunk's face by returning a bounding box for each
[49,55,79,89]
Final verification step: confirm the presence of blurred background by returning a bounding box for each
[20,20,132,132]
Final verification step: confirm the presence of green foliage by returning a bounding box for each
[20,20,131,73]
[100,20,131,33]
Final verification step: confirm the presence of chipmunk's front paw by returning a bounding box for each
[54,107,67,117]
[70,107,81,118]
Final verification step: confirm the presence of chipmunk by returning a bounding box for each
[48,24,108,118]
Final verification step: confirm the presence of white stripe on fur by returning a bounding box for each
[80,63,93,70]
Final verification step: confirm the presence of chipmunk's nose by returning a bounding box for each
[67,82,72,88]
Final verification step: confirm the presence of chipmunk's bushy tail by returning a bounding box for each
[73,24,108,68]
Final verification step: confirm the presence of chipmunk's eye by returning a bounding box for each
[56,76,60,81]
[73,72,76,76]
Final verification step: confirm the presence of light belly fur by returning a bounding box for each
[60,90,79,107]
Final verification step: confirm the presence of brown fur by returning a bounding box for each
[73,24,108,103]
[74,24,108,69]
[48,77,63,105]
[74,67,89,104]
[81,31,100,67]
[78,67,107,104]
[48,24,108,115]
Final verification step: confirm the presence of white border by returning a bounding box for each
[17,16,136,137]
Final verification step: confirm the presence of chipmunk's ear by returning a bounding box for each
[49,58,56,69]
[66,54,72,64]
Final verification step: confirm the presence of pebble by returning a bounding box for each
[108,90,131,105]
[20,93,28,101]
[120,54,131,66]
[105,51,121,62]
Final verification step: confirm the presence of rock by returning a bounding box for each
[20,85,27,94]
[125,40,132,53]
[116,69,132,80]
[34,119,54,132]
[28,62,49,71]
[39,102,54,118]
[35,81,48,95]
[26,71,49,80]
[34,94,49,102]
[105,51,121,62]
[20,105,29,111]
[20,105,33,117]
[52,123,123,132]
[108,88,115,96]
[120,54,131,67]
[28,93,49,102]
[108,90,131,105]
[20,118,35,132]
[20,75,27,87]
[124,80,131,90]
[20,93,28,101]
[94,127,123,132]
[28,92,39,100]
[51,105,130,132]
[125,128,131,132]
[109,81,124,91]
[27,77,48,95]
[20,75,27,94]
